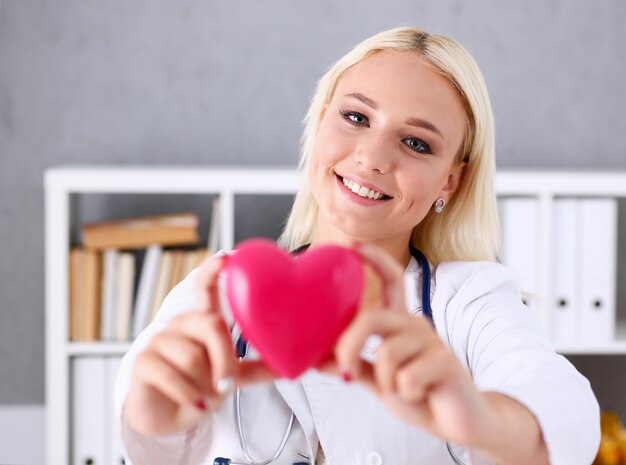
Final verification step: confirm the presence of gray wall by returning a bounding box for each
[1,0,625,410]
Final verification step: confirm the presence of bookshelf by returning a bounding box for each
[44,166,302,465]
[44,167,626,465]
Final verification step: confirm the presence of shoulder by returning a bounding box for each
[433,260,522,301]
[430,260,536,354]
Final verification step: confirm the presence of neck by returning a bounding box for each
[309,231,412,269]
[310,232,410,310]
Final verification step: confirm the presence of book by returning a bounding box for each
[72,358,106,465]
[578,198,618,344]
[208,197,221,254]
[148,250,176,323]
[498,197,542,324]
[132,245,163,338]
[105,357,125,465]
[99,249,119,341]
[551,198,578,343]
[70,356,125,465]
[82,212,201,250]
[183,248,208,278]
[167,249,185,293]
[115,252,136,341]
[82,249,102,341]
[68,248,84,341]
[180,248,200,281]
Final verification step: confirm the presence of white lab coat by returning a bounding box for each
[115,253,600,465]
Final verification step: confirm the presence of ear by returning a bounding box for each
[439,162,466,201]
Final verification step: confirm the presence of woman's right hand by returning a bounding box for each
[124,254,274,437]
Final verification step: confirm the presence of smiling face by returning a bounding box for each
[308,51,468,254]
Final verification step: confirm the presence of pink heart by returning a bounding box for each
[225,238,364,379]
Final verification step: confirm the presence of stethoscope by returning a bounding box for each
[214,245,467,465]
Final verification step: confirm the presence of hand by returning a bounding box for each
[124,254,274,436]
[318,243,492,446]
[319,243,549,464]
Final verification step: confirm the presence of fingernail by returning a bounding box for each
[341,370,352,383]
[195,399,208,411]
[216,376,235,395]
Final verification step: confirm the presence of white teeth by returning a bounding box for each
[341,177,385,200]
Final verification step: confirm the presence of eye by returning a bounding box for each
[340,110,369,127]
[403,137,432,154]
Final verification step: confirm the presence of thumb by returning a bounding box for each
[194,254,228,314]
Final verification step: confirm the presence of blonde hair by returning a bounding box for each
[278,26,500,264]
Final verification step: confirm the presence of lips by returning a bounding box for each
[336,173,392,200]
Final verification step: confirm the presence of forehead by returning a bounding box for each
[335,50,462,108]
[336,50,453,95]
[332,51,466,143]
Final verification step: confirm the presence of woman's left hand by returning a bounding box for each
[318,242,494,447]
[318,244,549,464]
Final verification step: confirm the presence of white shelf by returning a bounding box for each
[63,340,626,358]
[65,342,133,357]
[557,344,626,356]
[64,339,626,358]
[557,323,626,355]
[496,170,626,196]
[45,165,303,194]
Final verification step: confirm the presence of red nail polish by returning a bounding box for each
[195,399,207,411]
[341,370,352,383]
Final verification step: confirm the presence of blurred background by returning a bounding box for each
[1,0,625,463]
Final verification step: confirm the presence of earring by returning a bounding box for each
[434,197,446,213]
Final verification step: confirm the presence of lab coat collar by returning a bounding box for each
[274,377,319,460]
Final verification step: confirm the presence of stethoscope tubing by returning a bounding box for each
[409,245,434,325]
[234,340,297,465]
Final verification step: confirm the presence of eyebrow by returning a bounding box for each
[344,92,444,140]
[405,117,444,139]
[345,92,379,109]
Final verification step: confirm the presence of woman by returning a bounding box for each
[116,27,600,464]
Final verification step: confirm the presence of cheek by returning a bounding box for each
[400,169,446,210]
[311,120,351,166]
[308,128,334,194]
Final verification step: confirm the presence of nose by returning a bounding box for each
[353,132,394,174]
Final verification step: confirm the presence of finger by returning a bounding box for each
[134,350,205,409]
[350,362,377,391]
[334,309,407,379]
[194,254,227,314]
[149,331,212,393]
[373,331,427,394]
[315,353,339,377]
[203,318,239,394]
[170,312,237,395]
[237,360,276,386]
[395,346,454,403]
[356,243,405,309]
[154,319,275,396]
[316,353,380,390]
